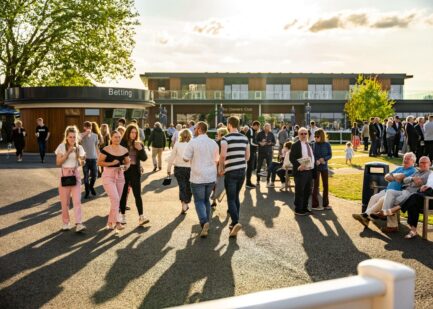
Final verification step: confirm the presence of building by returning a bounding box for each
[4,86,153,152]
[140,72,433,129]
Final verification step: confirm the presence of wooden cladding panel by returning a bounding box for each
[378,78,391,90]
[148,79,159,90]
[248,78,266,91]
[206,78,224,90]
[332,78,349,91]
[290,78,308,91]
[169,78,181,90]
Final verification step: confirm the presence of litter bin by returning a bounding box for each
[362,162,389,212]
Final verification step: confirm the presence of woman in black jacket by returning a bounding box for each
[119,123,149,226]
[12,120,26,162]
[148,122,166,171]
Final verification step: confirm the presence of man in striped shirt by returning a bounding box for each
[219,116,250,237]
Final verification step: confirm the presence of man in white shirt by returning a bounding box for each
[183,121,219,237]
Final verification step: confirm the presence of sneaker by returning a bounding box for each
[61,223,71,231]
[229,223,242,237]
[90,188,97,196]
[352,213,370,227]
[84,191,90,199]
[76,223,87,232]
[312,206,325,211]
[138,215,150,226]
[258,171,267,177]
[200,222,209,238]
[119,214,126,225]
[245,183,256,188]
[267,182,275,188]
[115,223,125,230]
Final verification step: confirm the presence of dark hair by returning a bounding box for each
[370,117,375,121]
[352,122,357,127]
[314,128,327,142]
[83,121,92,128]
[122,123,141,147]
[252,121,260,127]
[283,141,292,150]
[310,121,315,126]
[196,121,208,133]
[227,116,240,129]
[118,118,126,125]
[130,119,137,124]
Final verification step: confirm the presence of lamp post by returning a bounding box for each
[291,105,295,125]
[305,102,311,126]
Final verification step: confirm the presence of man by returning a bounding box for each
[405,115,418,153]
[277,125,289,155]
[374,117,384,155]
[183,121,219,238]
[256,123,276,183]
[245,121,260,188]
[144,123,151,144]
[392,116,402,157]
[166,123,176,149]
[372,156,431,233]
[352,152,417,228]
[361,120,369,151]
[148,122,166,172]
[289,127,315,216]
[219,116,250,237]
[308,121,319,143]
[414,117,425,164]
[80,121,99,198]
[400,169,433,239]
[368,117,378,156]
[188,120,196,134]
[35,118,50,163]
[424,115,433,161]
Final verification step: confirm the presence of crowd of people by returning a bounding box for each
[4,113,433,239]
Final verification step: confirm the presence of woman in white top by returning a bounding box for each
[55,126,86,232]
[167,128,192,213]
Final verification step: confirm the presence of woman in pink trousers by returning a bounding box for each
[98,130,130,231]
[55,126,86,232]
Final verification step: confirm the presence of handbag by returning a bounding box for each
[162,176,172,186]
[61,145,78,187]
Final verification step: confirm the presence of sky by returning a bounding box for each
[111,0,433,94]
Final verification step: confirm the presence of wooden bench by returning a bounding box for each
[422,196,433,240]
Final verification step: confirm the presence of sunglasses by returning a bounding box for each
[314,136,320,138]
[299,133,307,136]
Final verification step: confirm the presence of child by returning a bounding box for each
[345,141,354,165]
[267,141,292,188]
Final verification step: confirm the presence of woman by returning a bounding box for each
[98,130,130,231]
[100,124,111,148]
[351,122,360,151]
[361,120,370,151]
[12,120,26,162]
[312,128,332,210]
[119,124,149,226]
[293,125,300,139]
[167,129,192,213]
[55,126,86,232]
[91,122,104,148]
[386,120,397,158]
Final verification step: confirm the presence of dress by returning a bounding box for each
[345,148,354,160]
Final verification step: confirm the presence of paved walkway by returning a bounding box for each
[0,152,432,308]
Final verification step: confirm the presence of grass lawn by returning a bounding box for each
[327,173,433,225]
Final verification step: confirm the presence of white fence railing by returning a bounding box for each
[171,259,415,309]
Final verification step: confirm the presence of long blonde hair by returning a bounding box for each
[63,126,80,158]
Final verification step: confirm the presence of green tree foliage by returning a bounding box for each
[345,75,395,123]
[0,0,139,99]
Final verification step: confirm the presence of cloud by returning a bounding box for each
[291,10,426,33]
[193,19,224,36]
[371,14,416,28]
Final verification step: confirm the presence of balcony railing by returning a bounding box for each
[152,90,351,101]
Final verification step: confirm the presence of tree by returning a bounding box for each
[344,75,395,123]
[0,0,139,101]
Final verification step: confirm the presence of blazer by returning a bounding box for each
[289,140,315,177]
[406,123,418,145]
[415,124,425,143]
[369,123,378,140]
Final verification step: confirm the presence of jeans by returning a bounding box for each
[386,137,395,157]
[257,151,272,181]
[363,137,369,151]
[83,159,98,193]
[225,169,246,226]
[191,182,214,226]
[174,166,192,203]
[119,164,143,215]
[38,140,46,160]
[267,162,283,183]
[246,150,257,184]
[370,139,379,156]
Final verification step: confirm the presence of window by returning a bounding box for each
[390,85,403,100]
[266,84,290,100]
[308,84,332,99]
[225,84,248,100]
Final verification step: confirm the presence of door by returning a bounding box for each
[65,116,80,127]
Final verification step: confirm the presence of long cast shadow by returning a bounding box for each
[295,211,371,281]
[0,216,141,308]
[92,214,185,304]
[140,215,238,308]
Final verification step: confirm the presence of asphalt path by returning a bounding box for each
[0,152,432,308]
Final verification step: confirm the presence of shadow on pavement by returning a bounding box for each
[0,154,57,169]
[139,215,238,308]
[0,216,140,308]
[92,214,185,304]
[295,211,371,281]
